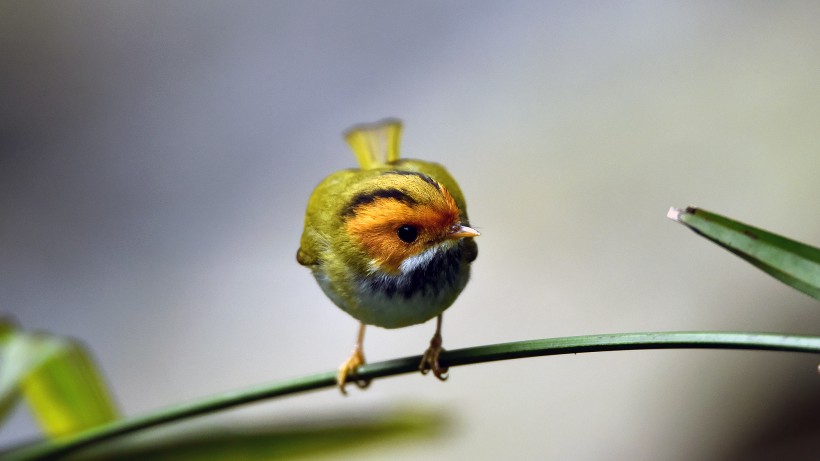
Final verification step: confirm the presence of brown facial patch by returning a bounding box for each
[345,182,461,274]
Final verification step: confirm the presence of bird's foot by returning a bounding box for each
[337,346,370,395]
[419,332,449,381]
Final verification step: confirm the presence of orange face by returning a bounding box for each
[344,174,463,274]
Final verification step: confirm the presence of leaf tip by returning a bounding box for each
[667,206,699,223]
[666,206,684,222]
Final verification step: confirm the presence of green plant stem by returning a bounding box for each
[6,331,820,461]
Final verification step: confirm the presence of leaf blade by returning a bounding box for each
[5,330,820,461]
[0,319,119,438]
[668,206,820,300]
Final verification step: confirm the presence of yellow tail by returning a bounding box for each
[344,118,402,170]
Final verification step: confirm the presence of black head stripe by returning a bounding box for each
[343,188,418,217]
[381,171,440,191]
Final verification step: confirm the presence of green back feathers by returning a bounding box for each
[344,118,402,169]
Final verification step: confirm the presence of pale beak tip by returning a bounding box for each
[449,225,480,239]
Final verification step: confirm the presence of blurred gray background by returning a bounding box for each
[2,1,820,459]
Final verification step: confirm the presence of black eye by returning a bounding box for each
[396,225,418,243]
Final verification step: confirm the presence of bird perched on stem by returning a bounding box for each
[297,119,479,394]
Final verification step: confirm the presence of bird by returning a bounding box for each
[296,118,479,394]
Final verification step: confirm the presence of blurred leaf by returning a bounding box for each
[67,407,447,461]
[668,206,820,300]
[0,318,119,438]
[0,318,22,427]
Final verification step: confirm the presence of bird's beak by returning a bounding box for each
[448,225,480,239]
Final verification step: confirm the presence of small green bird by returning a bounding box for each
[297,119,479,393]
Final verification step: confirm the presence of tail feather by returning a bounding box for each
[344,118,402,169]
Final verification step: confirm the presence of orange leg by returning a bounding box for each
[337,322,371,394]
[419,315,449,380]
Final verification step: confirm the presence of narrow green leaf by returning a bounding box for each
[68,407,446,461]
[668,206,820,300]
[0,319,119,438]
[5,331,820,461]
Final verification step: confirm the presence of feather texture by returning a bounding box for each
[298,120,477,329]
[344,118,402,169]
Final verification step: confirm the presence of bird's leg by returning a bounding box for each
[419,314,449,380]
[337,322,371,395]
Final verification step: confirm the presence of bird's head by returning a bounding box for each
[343,171,479,275]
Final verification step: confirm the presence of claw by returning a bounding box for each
[337,346,370,394]
[419,340,449,380]
[337,323,370,395]
[419,315,449,381]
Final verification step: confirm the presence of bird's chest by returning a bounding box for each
[322,247,469,329]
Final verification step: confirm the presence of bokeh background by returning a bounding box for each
[3,1,820,459]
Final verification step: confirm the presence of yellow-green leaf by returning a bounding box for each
[66,407,446,461]
[0,318,119,438]
[668,206,820,300]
